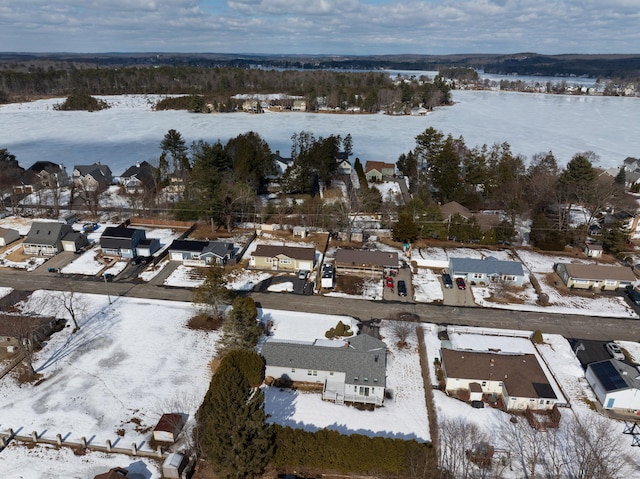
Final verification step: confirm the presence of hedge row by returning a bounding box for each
[272,425,435,476]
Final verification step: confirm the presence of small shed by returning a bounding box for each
[469,382,483,401]
[153,413,186,443]
[293,226,308,238]
[162,452,188,479]
[584,243,603,258]
[136,238,160,257]
[0,227,20,247]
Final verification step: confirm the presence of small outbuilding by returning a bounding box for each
[153,413,186,443]
[0,227,20,247]
[61,231,89,253]
[162,452,189,479]
[584,243,603,258]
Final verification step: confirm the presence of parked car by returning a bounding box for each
[456,277,466,290]
[442,273,453,288]
[397,280,407,297]
[606,342,625,360]
[625,285,640,305]
[470,400,484,409]
[386,276,394,288]
[298,270,308,280]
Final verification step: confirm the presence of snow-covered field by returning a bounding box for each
[0,291,219,478]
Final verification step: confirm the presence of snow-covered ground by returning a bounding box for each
[0,291,219,478]
[423,324,640,477]
[261,310,430,441]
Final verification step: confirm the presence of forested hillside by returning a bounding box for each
[0,65,451,113]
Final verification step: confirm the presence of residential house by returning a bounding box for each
[23,221,73,255]
[14,161,69,194]
[440,348,560,411]
[99,226,146,258]
[584,243,603,258]
[334,249,399,276]
[585,359,640,412]
[292,100,306,111]
[271,151,293,178]
[250,244,315,272]
[262,334,387,406]
[555,262,635,290]
[440,201,472,222]
[241,99,260,113]
[116,161,157,194]
[0,227,20,247]
[364,161,395,182]
[449,257,526,287]
[168,239,235,266]
[0,313,57,354]
[72,163,113,191]
[336,159,352,175]
[61,231,89,253]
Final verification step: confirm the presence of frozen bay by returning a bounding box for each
[1,90,638,176]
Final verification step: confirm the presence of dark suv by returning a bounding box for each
[397,280,407,297]
[625,285,640,305]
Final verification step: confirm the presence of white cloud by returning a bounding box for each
[0,0,638,54]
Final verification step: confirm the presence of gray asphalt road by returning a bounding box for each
[1,268,639,341]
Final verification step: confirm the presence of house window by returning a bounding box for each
[313,370,317,376]
[329,372,333,376]
[473,273,483,279]
[354,376,358,381]
[307,370,313,376]
[364,378,368,382]
[265,257,272,263]
[498,382,503,387]
[291,369,295,373]
[359,387,370,397]
[503,275,516,281]
[280,258,291,264]
[481,381,487,387]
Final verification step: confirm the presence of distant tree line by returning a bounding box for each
[0,66,451,113]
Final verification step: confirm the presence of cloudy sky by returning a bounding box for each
[1,0,638,55]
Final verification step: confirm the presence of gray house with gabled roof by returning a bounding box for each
[23,221,73,255]
[168,239,235,266]
[449,256,526,287]
[262,334,387,406]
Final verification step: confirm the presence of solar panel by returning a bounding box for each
[591,361,628,392]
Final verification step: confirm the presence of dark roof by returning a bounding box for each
[450,257,525,277]
[24,222,72,246]
[588,360,639,392]
[118,161,156,189]
[154,413,185,433]
[262,334,387,387]
[169,239,234,257]
[441,348,557,400]
[101,226,139,239]
[93,467,129,479]
[253,244,315,261]
[27,161,62,173]
[334,249,399,268]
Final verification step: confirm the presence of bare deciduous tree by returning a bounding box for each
[391,320,416,348]
[439,417,490,478]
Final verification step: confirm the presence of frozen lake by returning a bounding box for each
[1,90,638,176]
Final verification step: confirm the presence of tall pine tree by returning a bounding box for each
[198,360,273,479]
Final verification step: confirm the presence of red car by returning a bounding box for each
[456,277,466,290]
[386,277,394,288]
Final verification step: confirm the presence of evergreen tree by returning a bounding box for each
[614,167,626,185]
[220,296,262,351]
[392,212,419,243]
[198,362,273,479]
[193,265,234,318]
[161,129,189,175]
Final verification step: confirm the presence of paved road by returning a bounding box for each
[0,268,639,341]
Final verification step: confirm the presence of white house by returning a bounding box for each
[262,334,387,406]
[585,359,640,412]
[440,348,560,411]
[449,257,526,287]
